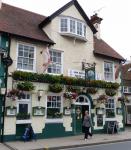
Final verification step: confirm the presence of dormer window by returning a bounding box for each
[60,16,86,40]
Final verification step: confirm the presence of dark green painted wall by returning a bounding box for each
[0,33,10,142]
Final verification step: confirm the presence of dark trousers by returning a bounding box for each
[84,127,92,139]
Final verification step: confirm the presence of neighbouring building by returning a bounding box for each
[0,0,125,141]
[121,61,131,125]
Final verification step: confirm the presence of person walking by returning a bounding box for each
[82,110,93,141]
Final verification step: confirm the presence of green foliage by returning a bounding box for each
[48,84,63,93]
[17,81,35,91]
[16,113,30,120]
[12,71,120,89]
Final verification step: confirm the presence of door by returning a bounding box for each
[75,105,82,133]
[82,105,89,122]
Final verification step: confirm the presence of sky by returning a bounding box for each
[2,0,131,60]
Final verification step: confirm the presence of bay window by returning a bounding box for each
[60,17,86,39]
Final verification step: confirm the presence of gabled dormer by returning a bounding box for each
[39,0,97,42]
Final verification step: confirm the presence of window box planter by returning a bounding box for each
[96,108,105,115]
[5,106,16,116]
[32,107,45,116]
[16,113,30,120]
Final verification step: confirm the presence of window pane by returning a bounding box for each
[104,62,113,81]
[77,22,82,36]
[70,20,75,33]
[48,50,62,74]
[19,104,28,114]
[47,96,62,118]
[61,18,68,32]
[17,44,35,71]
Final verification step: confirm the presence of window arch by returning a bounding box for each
[76,95,90,104]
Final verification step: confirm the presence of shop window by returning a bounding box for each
[47,49,63,74]
[17,43,36,72]
[47,96,63,119]
[17,93,31,120]
[105,98,115,118]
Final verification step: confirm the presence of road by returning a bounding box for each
[60,141,131,150]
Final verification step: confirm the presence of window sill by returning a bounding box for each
[16,69,36,73]
[60,32,87,42]
[46,118,63,123]
[16,119,31,124]
[105,118,116,121]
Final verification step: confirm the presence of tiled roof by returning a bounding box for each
[0,3,54,44]
[94,37,125,61]
[122,63,131,80]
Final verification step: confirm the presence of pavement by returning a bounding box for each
[1,128,131,150]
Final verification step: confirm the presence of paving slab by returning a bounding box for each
[0,143,10,150]
[5,128,131,150]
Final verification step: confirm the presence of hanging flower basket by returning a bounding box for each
[48,84,63,93]
[7,89,20,100]
[97,94,108,103]
[86,87,98,94]
[118,96,130,103]
[64,92,78,99]
[105,89,116,96]
[7,89,25,100]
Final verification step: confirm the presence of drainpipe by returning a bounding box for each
[120,60,126,131]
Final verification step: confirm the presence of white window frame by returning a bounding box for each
[60,16,86,38]
[105,98,115,118]
[104,61,114,82]
[123,86,131,93]
[46,94,63,123]
[16,42,36,72]
[123,86,128,93]
[47,49,63,75]
[17,93,31,121]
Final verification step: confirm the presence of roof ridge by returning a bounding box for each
[2,3,46,18]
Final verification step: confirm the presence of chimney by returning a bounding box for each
[0,0,2,9]
[90,13,103,39]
